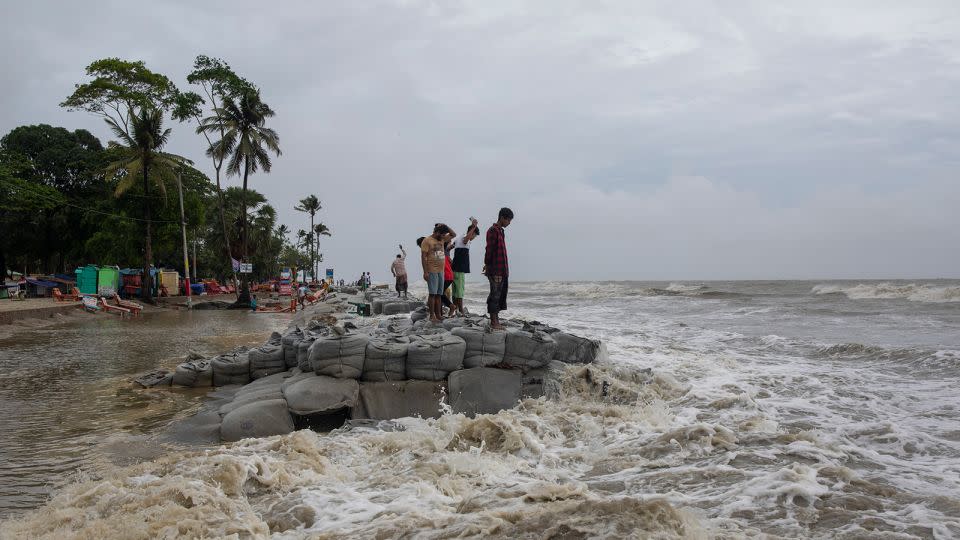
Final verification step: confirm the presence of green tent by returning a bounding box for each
[75,265,98,295]
[97,266,120,296]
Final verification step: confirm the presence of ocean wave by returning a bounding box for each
[812,283,960,303]
[525,281,740,300]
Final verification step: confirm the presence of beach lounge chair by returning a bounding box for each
[112,294,143,316]
[81,295,101,313]
[52,288,80,302]
[99,296,131,316]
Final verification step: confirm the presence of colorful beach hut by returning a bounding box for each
[75,265,98,295]
[97,266,121,297]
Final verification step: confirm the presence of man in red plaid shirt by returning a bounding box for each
[484,207,514,330]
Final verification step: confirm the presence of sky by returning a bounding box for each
[2,0,959,280]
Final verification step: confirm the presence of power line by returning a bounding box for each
[22,189,182,224]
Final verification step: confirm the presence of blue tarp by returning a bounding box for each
[54,273,75,282]
[26,278,59,288]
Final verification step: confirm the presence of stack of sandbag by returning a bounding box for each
[211,351,251,386]
[378,317,413,333]
[451,326,506,368]
[504,329,557,371]
[281,328,304,368]
[309,332,369,379]
[406,333,466,380]
[363,336,409,381]
[172,353,213,387]
[249,343,286,380]
[266,331,282,345]
[372,298,388,315]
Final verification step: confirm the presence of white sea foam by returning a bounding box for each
[812,282,960,302]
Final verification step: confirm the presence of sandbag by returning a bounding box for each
[379,317,413,333]
[249,344,285,379]
[172,357,213,387]
[448,367,522,416]
[297,335,317,372]
[552,332,602,364]
[282,375,359,415]
[282,328,304,368]
[220,399,295,442]
[372,299,387,315]
[266,331,282,346]
[308,333,369,379]
[503,329,557,371]
[406,333,466,381]
[410,306,428,323]
[383,302,413,315]
[134,369,172,388]
[451,326,506,368]
[211,352,251,386]
[363,336,409,381]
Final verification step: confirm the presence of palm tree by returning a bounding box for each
[296,228,313,281]
[199,87,281,304]
[312,222,331,281]
[104,107,190,302]
[294,195,320,282]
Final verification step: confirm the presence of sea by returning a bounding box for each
[1,279,959,538]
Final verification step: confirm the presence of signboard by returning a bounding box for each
[239,263,253,273]
[280,268,291,279]
[326,268,334,284]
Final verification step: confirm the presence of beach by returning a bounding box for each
[0,279,958,538]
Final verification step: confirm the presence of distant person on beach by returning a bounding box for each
[484,207,513,330]
[391,245,408,298]
[366,272,372,289]
[451,217,480,315]
[421,224,454,323]
[297,283,307,308]
[441,240,455,316]
[250,295,258,312]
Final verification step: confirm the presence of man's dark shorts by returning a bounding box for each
[487,275,508,314]
[396,275,408,292]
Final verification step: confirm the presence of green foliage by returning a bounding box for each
[200,88,281,177]
[0,125,104,193]
[61,58,178,123]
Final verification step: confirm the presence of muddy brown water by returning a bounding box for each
[0,309,290,517]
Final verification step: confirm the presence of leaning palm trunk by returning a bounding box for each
[235,159,252,306]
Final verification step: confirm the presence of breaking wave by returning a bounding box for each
[526,281,740,300]
[812,282,960,303]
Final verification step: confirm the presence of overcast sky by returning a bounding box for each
[2,1,959,280]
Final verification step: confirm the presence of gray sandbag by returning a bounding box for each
[521,360,566,399]
[363,336,409,381]
[282,328,304,368]
[172,357,213,387]
[211,352,251,386]
[504,329,557,371]
[406,333,466,381]
[351,380,446,420]
[341,287,358,295]
[134,369,172,388]
[379,317,413,333]
[383,302,413,315]
[308,332,369,379]
[410,306,428,323]
[372,299,387,315]
[218,385,284,416]
[552,332,602,364]
[282,375,359,415]
[249,344,286,380]
[442,318,467,331]
[448,367,522,417]
[220,399,295,442]
[297,335,317,372]
[451,326,506,368]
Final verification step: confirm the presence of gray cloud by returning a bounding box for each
[2,0,959,280]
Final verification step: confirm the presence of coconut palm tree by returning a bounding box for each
[199,87,280,304]
[104,107,190,302]
[294,195,320,282]
[312,222,331,281]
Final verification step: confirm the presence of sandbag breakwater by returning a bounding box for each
[136,287,603,442]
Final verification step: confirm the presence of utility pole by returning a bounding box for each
[176,170,192,309]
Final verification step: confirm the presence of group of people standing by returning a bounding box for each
[390,207,513,330]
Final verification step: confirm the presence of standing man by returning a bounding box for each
[451,217,479,315]
[484,208,513,330]
[421,223,454,323]
[391,245,408,299]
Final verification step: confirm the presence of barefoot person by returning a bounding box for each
[421,224,454,322]
[391,245,408,299]
[484,208,513,330]
[451,217,480,315]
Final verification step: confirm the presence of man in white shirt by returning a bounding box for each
[391,244,408,298]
